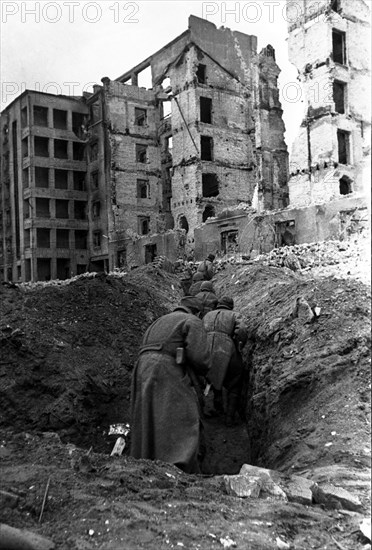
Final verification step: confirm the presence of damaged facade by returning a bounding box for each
[196,0,370,258]
[286,0,371,206]
[0,15,288,280]
[0,91,89,281]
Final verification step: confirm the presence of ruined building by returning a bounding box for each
[0,92,89,281]
[0,15,288,281]
[196,0,370,256]
[287,0,371,206]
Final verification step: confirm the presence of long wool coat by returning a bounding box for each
[130,306,210,473]
[203,308,247,391]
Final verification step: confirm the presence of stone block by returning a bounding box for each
[239,464,287,501]
[282,475,314,506]
[224,474,262,498]
[312,482,363,511]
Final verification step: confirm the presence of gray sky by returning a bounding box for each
[1,0,306,149]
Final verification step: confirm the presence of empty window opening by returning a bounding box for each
[202,173,219,197]
[145,244,157,264]
[72,112,87,139]
[21,107,28,127]
[55,169,68,189]
[91,171,99,188]
[35,167,49,188]
[202,205,216,222]
[331,0,341,12]
[117,248,127,268]
[89,142,98,162]
[57,258,70,280]
[275,220,296,247]
[73,172,86,191]
[179,215,189,233]
[53,109,67,129]
[137,65,152,89]
[135,108,147,126]
[24,229,30,248]
[34,136,48,157]
[337,130,350,164]
[56,199,69,219]
[339,175,352,195]
[74,201,87,220]
[77,264,87,275]
[56,229,69,249]
[162,100,172,118]
[37,228,50,248]
[201,136,213,161]
[22,138,29,158]
[166,136,173,153]
[23,200,30,219]
[221,230,238,254]
[333,81,346,114]
[136,144,148,163]
[75,230,88,249]
[36,198,50,218]
[137,179,149,198]
[93,231,101,247]
[197,64,206,84]
[200,97,212,123]
[33,106,48,127]
[92,201,101,218]
[332,29,346,65]
[138,216,150,235]
[73,142,85,161]
[37,258,51,281]
[23,168,29,188]
[54,139,68,159]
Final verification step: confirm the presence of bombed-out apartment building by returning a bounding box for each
[196,0,371,257]
[0,15,288,281]
[1,4,370,281]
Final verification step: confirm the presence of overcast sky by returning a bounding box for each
[1,0,307,149]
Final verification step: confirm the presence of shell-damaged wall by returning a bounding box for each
[155,16,288,240]
[100,80,162,242]
[286,0,371,208]
[96,15,289,266]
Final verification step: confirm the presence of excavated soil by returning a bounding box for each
[0,238,371,550]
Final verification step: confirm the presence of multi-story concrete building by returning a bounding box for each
[287,0,371,206]
[86,15,288,269]
[0,15,289,280]
[0,91,89,281]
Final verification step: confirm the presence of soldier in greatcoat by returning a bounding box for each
[130,296,210,474]
[203,296,248,426]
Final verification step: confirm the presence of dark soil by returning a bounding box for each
[0,246,370,550]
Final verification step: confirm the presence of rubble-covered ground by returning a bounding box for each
[0,235,370,550]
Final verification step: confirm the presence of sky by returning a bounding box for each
[0,0,307,150]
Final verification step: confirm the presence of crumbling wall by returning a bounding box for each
[287,0,371,208]
[102,80,162,239]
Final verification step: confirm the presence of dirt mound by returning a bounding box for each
[0,239,370,550]
[0,266,182,451]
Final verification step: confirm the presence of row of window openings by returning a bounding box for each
[26,229,89,249]
[22,106,86,132]
[26,199,89,220]
[24,168,87,190]
[22,137,86,161]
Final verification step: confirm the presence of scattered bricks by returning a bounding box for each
[312,483,363,511]
[224,474,262,498]
[0,523,55,550]
[281,476,315,506]
[0,490,19,509]
[239,464,287,501]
